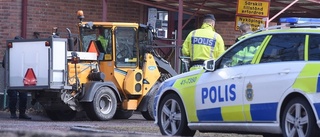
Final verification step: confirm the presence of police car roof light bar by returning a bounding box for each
[280,17,320,24]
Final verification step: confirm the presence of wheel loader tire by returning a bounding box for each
[113,109,134,119]
[45,109,77,121]
[83,87,117,121]
[141,81,161,120]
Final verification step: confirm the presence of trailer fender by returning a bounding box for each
[79,81,121,102]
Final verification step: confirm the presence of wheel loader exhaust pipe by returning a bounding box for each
[66,28,74,51]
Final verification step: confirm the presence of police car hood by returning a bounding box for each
[165,69,203,82]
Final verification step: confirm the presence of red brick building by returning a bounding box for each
[0,0,242,60]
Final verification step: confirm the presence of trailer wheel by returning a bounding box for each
[113,109,134,119]
[84,87,117,121]
[141,81,161,120]
[45,109,76,121]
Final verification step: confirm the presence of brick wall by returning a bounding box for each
[0,0,273,59]
[26,0,103,38]
[0,0,22,56]
[0,0,142,60]
[215,21,241,47]
[106,0,142,23]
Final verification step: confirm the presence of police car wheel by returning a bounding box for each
[281,97,320,137]
[158,93,196,136]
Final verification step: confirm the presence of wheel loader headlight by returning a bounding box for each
[135,83,142,92]
[135,72,142,81]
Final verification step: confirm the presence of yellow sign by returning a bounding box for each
[235,16,266,31]
[237,0,270,17]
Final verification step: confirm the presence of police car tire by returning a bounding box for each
[83,87,117,121]
[158,93,196,136]
[281,97,320,137]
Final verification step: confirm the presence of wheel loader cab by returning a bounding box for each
[79,24,141,67]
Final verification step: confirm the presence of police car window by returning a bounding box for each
[260,34,305,63]
[217,35,266,69]
[308,35,320,61]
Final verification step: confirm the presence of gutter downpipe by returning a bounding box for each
[266,0,298,28]
[21,0,27,38]
[176,0,183,73]
[103,0,107,21]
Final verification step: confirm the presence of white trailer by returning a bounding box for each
[4,37,98,121]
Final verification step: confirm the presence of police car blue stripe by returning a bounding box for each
[156,79,176,96]
[197,107,223,121]
[250,102,278,121]
[314,103,320,120]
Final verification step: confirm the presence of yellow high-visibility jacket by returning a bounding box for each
[182,23,225,62]
[98,35,108,51]
[232,46,258,66]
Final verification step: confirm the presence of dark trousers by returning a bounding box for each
[7,90,28,115]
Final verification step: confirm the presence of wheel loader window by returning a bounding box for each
[97,28,112,60]
[80,28,96,52]
[80,27,112,60]
[115,27,137,67]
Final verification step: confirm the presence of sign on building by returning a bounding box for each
[235,0,270,31]
[235,16,266,31]
[148,8,157,29]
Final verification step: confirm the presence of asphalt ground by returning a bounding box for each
[0,109,262,137]
[0,110,161,137]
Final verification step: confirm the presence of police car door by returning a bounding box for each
[244,34,306,122]
[195,39,258,122]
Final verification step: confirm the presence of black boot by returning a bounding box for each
[8,90,18,119]
[18,92,31,120]
[19,113,31,120]
[10,112,17,119]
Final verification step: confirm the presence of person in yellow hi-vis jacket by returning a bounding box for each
[236,23,253,42]
[182,14,225,71]
[231,23,257,66]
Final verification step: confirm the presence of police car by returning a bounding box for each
[154,17,320,137]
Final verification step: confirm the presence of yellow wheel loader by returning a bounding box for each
[4,10,177,121]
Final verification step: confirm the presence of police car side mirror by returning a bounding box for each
[204,59,215,71]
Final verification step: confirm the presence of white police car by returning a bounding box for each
[154,18,320,137]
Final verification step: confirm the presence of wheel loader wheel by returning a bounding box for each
[45,109,77,121]
[141,81,161,120]
[113,109,134,119]
[83,87,117,121]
